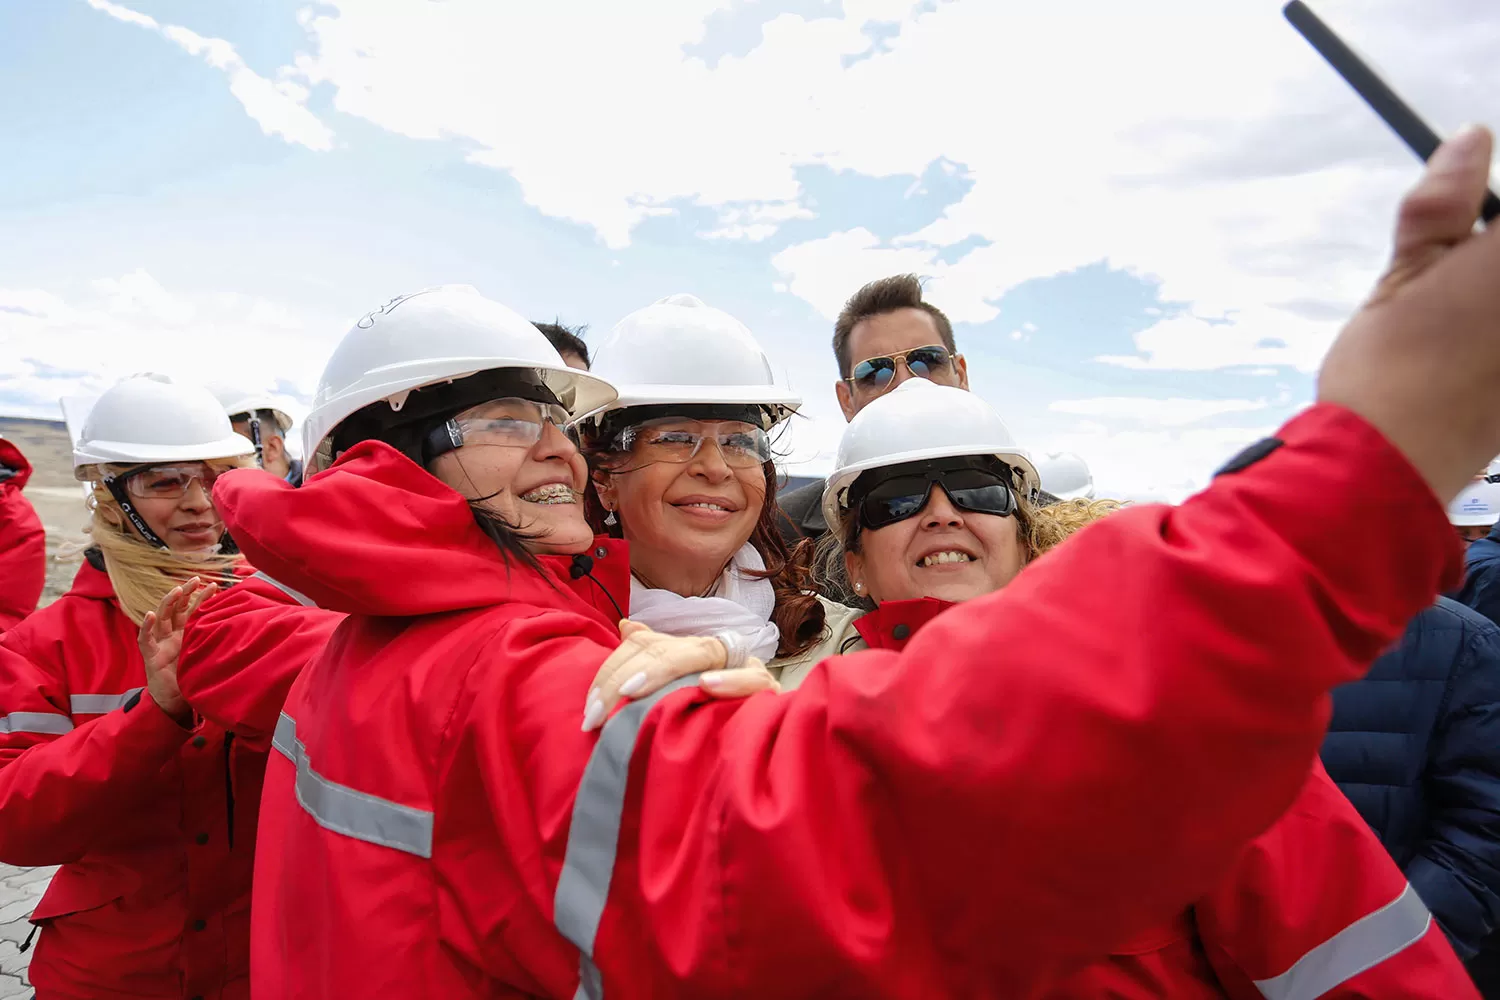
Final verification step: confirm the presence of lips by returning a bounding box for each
[671,495,740,513]
[519,483,581,505]
[915,547,978,567]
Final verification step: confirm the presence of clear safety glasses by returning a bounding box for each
[120,463,225,500]
[855,466,1016,530]
[613,418,771,469]
[449,397,571,449]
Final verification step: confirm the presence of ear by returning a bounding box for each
[953,354,970,391]
[835,380,856,422]
[263,434,286,463]
[843,549,865,598]
[591,467,616,509]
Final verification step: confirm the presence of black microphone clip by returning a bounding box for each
[569,553,594,580]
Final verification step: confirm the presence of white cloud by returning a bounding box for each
[1049,396,1271,427]
[253,0,1499,370]
[0,271,331,421]
[84,0,335,151]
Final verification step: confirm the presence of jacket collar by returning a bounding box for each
[540,536,631,622]
[853,597,954,651]
[67,555,118,600]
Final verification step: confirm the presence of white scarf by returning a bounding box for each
[628,543,781,662]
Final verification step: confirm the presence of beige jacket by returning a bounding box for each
[769,595,868,691]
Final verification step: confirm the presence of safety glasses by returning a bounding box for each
[844,345,954,393]
[121,463,224,500]
[613,418,771,469]
[855,466,1016,530]
[448,397,570,450]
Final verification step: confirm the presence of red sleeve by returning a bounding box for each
[1197,762,1478,999]
[179,573,343,751]
[564,404,1463,995]
[0,630,189,867]
[0,489,46,631]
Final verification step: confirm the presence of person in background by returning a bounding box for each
[0,373,260,1000]
[535,320,591,370]
[748,375,1474,996]
[1450,476,1500,545]
[210,387,303,487]
[777,274,970,544]
[0,437,45,630]
[577,293,855,696]
[1320,591,1500,964]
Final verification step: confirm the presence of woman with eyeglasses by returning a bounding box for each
[574,294,860,716]
[774,377,1473,996]
[0,374,263,1000]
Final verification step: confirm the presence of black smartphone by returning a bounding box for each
[1283,0,1500,223]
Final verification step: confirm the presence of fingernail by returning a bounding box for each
[586,686,599,706]
[1435,124,1487,171]
[700,671,724,688]
[618,672,648,697]
[582,699,606,732]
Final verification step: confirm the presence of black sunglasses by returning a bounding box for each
[855,466,1017,530]
[844,345,954,392]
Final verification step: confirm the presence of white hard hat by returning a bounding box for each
[581,293,800,429]
[1449,479,1500,527]
[73,374,256,481]
[303,284,616,473]
[821,378,1040,528]
[207,384,294,433]
[1034,451,1095,502]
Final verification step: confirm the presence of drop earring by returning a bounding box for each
[604,509,617,526]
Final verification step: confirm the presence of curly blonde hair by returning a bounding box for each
[83,460,249,624]
[816,489,1125,605]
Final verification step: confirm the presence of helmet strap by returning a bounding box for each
[101,473,170,550]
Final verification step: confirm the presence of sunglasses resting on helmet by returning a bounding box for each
[844,345,954,393]
[852,463,1017,530]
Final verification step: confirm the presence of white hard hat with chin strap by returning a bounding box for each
[74,373,257,548]
[303,284,617,474]
[579,293,801,440]
[821,378,1040,530]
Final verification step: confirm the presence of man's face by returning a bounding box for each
[836,307,969,421]
[232,418,289,477]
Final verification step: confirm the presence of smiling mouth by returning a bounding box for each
[918,550,975,567]
[519,483,580,505]
[676,501,732,512]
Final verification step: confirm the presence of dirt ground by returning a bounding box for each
[2,416,90,606]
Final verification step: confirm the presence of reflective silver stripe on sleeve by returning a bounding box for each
[271,712,434,858]
[0,712,75,735]
[1254,883,1433,1000]
[252,571,317,608]
[553,674,702,999]
[69,687,145,715]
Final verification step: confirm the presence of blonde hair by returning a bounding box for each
[815,487,1125,603]
[84,460,250,624]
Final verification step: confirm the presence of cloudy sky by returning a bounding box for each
[3,0,1498,498]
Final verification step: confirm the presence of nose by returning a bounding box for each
[888,357,919,390]
[534,420,579,463]
[179,477,213,513]
[686,436,733,483]
[921,487,965,528]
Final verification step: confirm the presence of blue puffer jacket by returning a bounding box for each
[1456,522,1500,627]
[1321,597,1500,959]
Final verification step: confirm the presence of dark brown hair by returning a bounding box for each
[833,273,957,378]
[534,320,590,368]
[584,452,826,659]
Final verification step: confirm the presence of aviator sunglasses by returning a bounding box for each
[853,464,1017,531]
[843,345,955,393]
